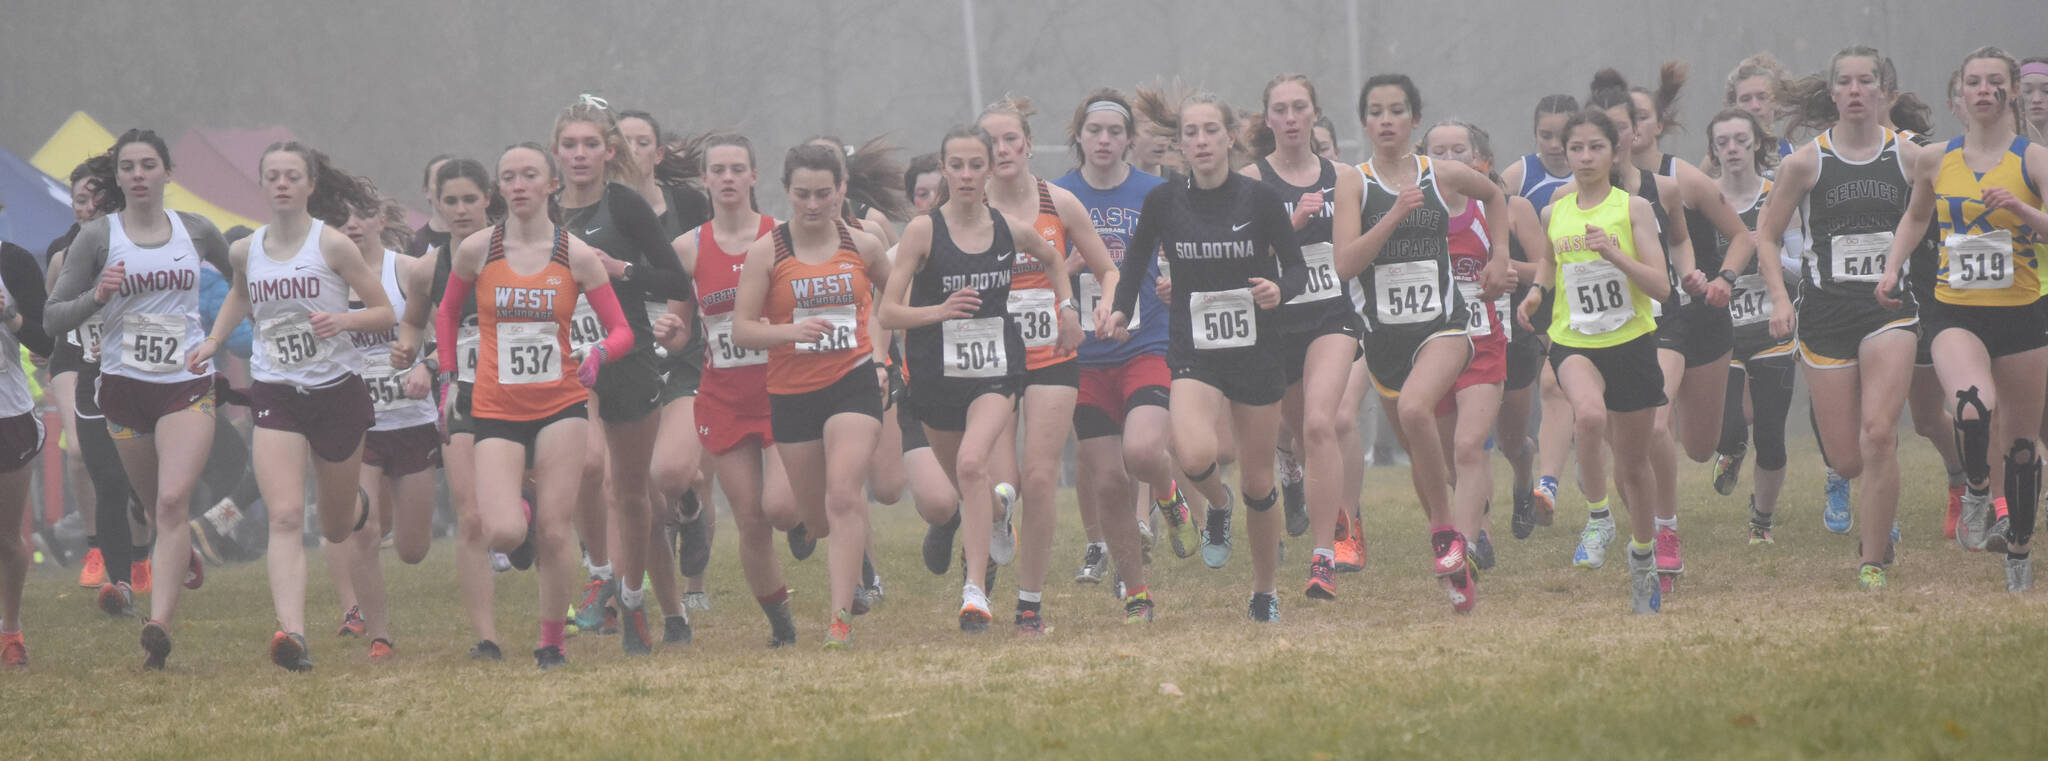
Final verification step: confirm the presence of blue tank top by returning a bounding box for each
[1054,167,1169,365]
[1517,153,1572,210]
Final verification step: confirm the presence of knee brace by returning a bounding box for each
[1954,387,1992,485]
[1243,488,1278,513]
[1183,462,1217,484]
[2005,439,2039,547]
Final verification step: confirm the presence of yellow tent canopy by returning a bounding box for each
[30,111,260,231]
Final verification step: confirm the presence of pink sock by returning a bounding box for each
[540,619,566,649]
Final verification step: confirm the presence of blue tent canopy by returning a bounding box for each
[0,144,73,264]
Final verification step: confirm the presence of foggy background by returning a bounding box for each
[3,0,2039,221]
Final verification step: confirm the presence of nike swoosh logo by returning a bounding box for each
[172,255,189,262]
[295,264,315,271]
[1232,222,1251,232]
[997,251,1014,262]
[585,227,603,236]
[1319,188,1334,196]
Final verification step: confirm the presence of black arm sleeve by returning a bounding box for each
[1256,187,1307,301]
[1,243,53,355]
[1112,190,1165,317]
[610,187,694,302]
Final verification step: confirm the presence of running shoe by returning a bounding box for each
[1823,469,1852,533]
[1158,484,1194,560]
[1443,561,1477,614]
[1857,563,1887,590]
[0,631,25,668]
[368,638,395,662]
[189,520,224,567]
[766,599,798,648]
[823,609,853,649]
[1138,519,1155,565]
[78,547,106,588]
[98,582,135,618]
[675,503,711,578]
[620,603,653,656]
[1628,550,1662,614]
[1957,490,1992,551]
[1986,503,2010,554]
[2007,554,2033,593]
[867,575,886,609]
[1572,515,1616,569]
[922,509,960,575]
[507,499,538,570]
[991,483,1018,567]
[1712,446,1745,496]
[269,631,313,673]
[1510,488,1535,541]
[491,552,513,573]
[959,584,992,633]
[183,547,204,590]
[1471,529,1496,571]
[1201,492,1235,569]
[851,583,871,617]
[338,606,365,638]
[1280,449,1308,537]
[1747,497,1774,545]
[684,592,710,612]
[1304,555,1336,600]
[1074,544,1109,584]
[1532,476,1558,527]
[787,522,817,561]
[1014,609,1046,637]
[571,576,618,631]
[1334,512,1365,573]
[140,620,171,670]
[1944,484,1965,540]
[130,558,152,595]
[1430,530,1469,578]
[533,645,567,670]
[468,640,503,661]
[1122,590,1154,624]
[1248,591,1279,623]
[1654,526,1684,576]
[664,614,693,645]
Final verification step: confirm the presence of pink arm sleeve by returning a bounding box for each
[435,272,472,372]
[583,281,635,364]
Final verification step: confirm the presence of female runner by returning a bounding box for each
[1504,94,1580,535]
[0,207,55,664]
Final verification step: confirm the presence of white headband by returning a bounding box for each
[1087,100,1131,120]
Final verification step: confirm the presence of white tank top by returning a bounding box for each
[99,210,208,383]
[351,250,437,430]
[0,278,37,418]
[247,220,359,385]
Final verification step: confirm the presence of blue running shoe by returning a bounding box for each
[1823,469,1852,533]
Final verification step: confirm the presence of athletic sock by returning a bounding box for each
[756,586,790,608]
[1017,589,1042,605]
[1630,539,1654,555]
[619,582,645,609]
[1087,541,1106,554]
[589,562,613,581]
[1313,548,1334,560]
[1588,499,1611,522]
[539,619,566,650]
[1654,516,1677,531]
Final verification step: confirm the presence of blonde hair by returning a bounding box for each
[551,94,638,186]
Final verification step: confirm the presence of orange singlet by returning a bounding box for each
[1007,179,1071,371]
[763,220,872,395]
[470,225,587,421]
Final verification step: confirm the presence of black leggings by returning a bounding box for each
[76,413,139,585]
[1718,356,1795,472]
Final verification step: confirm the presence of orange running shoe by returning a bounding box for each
[130,559,153,595]
[824,609,854,649]
[0,631,25,667]
[78,548,106,588]
[1334,513,1366,573]
[367,638,395,662]
[269,631,312,672]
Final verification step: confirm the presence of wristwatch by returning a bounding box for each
[1719,269,1738,285]
[621,262,637,282]
[1059,298,1080,314]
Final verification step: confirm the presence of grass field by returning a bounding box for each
[4,441,2047,760]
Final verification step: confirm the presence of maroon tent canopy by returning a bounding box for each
[173,126,428,231]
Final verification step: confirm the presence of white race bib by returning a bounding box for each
[1078,273,1138,333]
[1458,281,1492,336]
[1728,274,1771,327]
[1288,242,1342,305]
[122,312,186,373]
[1007,288,1057,348]
[76,315,105,363]
[1947,230,2015,290]
[793,306,858,354]
[941,317,1008,378]
[568,298,604,353]
[1189,288,1257,350]
[1495,295,1513,341]
[362,354,410,413]
[456,325,481,384]
[495,321,561,384]
[1831,232,1891,283]
[1564,260,1635,336]
[1374,260,1443,325]
[704,313,767,369]
[259,314,328,370]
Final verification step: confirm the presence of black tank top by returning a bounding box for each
[906,208,1025,385]
[1255,156,1355,331]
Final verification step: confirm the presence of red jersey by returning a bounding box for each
[694,214,778,408]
